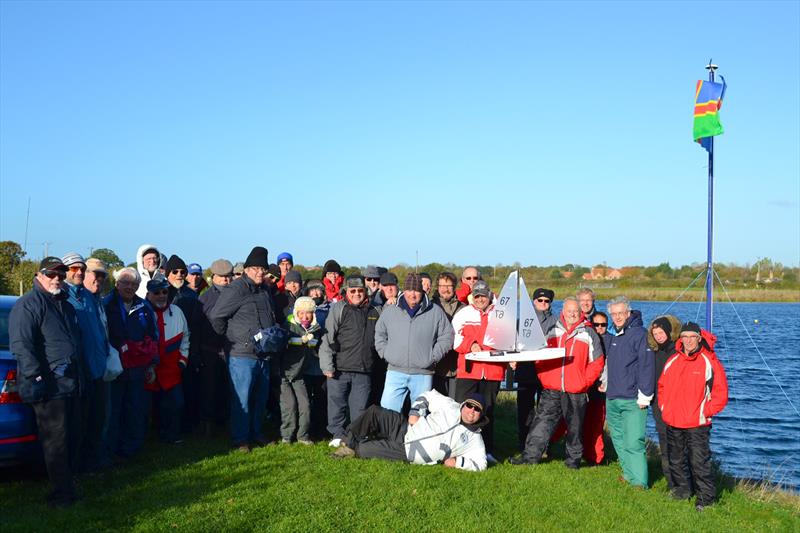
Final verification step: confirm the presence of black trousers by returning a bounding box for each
[303,374,328,440]
[454,378,500,454]
[79,378,108,471]
[522,389,587,467]
[200,351,230,424]
[345,405,408,462]
[432,375,457,399]
[667,424,716,506]
[652,399,677,489]
[31,396,80,500]
[516,380,541,451]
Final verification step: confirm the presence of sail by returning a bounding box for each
[483,271,518,351]
[516,277,548,350]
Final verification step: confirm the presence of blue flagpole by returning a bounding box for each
[705,61,718,332]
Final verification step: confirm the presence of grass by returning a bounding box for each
[1,394,797,532]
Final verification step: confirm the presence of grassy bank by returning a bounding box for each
[588,287,800,303]
[1,395,797,532]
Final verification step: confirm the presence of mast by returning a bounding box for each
[705,61,718,331]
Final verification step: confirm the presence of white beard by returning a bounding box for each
[48,287,62,296]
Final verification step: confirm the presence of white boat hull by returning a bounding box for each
[465,347,565,362]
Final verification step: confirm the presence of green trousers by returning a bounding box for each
[606,399,648,487]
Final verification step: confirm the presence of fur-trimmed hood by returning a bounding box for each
[647,314,681,351]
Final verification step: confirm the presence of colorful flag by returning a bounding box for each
[693,77,726,152]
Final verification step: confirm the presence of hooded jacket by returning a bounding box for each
[537,314,604,393]
[374,294,454,375]
[135,244,161,299]
[647,314,681,404]
[658,330,728,428]
[605,310,655,403]
[280,313,324,380]
[405,390,488,472]
[452,303,507,381]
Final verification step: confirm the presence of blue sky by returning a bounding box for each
[1,1,798,269]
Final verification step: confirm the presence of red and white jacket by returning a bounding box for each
[537,314,604,393]
[452,303,506,381]
[658,331,728,429]
[145,304,190,392]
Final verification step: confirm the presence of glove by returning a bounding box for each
[301,333,313,344]
[52,363,69,378]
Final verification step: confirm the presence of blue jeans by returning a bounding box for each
[229,356,271,445]
[380,370,433,413]
[107,368,147,457]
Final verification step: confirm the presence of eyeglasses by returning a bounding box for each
[41,269,66,280]
[438,284,454,289]
[535,298,551,303]
[592,322,608,328]
[93,271,107,279]
[171,269,187,275]
[464,403,482,413]
[464,277,479,281]
[347,288,365,293]
[69,265,86,273]
[365,277,379,282]
[234,273,243,277]
[680,334,701,340]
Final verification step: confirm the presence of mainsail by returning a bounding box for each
[483,270,519,350]
[516,276,547,350]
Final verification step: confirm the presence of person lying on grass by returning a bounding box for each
[332,390,489,471]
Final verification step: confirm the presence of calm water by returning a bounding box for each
[551,300,800,491]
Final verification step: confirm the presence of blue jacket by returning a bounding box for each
[104,289,159,375]
[9,281,83,402]
[605,310,655,402]
[65,282,109,381]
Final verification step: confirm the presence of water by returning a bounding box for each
[553,300,800,491]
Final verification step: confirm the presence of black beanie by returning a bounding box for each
[244,246,269,269]
[165,254,187,272]
[681,322,702,335]
[323,259,342,275]
[651,317,673,337]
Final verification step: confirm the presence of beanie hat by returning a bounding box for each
[165,255,187,273]
[471,280,491,298]
[304,279,324,292]
[210,259,233,276]
[293,296,317,314]
[532,288,555,301]
[419,272,431,281]
[244,246,269,269]
[345,275,366,289]
[61,251,86,267]
[404,273,424,293]
[462,393,486,412]
[380,272,398,286]
[323,259,342,275]
[651,316,673,337]
[277,252,293,264]
[285,270,302,284]
[681,322,702,336]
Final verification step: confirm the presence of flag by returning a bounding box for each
[693,76,726,152]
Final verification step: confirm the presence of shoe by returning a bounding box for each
[234,444,250,453]
[670,490,691,501]
[297,439,314,446]
[328,438,342,448]
[253,437,273,448]
[281,438,292,445]
[486,453,498,465]
[331,445,356,459]
[564,462,580,470]
[695,502,713,512]
[508,455,535,466]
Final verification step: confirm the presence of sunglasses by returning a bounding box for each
[41,269,66,280]
[592,322,608,328]
[464,276,479,281]
[266,274,278,282]
[152,289,169,296]
[93,271,107,279]
[464,403,482,413]
[69,265,87,273]
[171,269,187,275]
[365,277,380,282]
[536,298,551,303]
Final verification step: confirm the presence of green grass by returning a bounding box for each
[1,395,797,532]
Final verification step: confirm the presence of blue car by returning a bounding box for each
[0,295,40,464]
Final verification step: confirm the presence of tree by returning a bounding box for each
[91,248,125,269]
[0,240,25,272]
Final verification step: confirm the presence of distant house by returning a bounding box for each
[583,266,623,281]
[562,271,574,279]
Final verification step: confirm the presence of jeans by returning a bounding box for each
[107,368,147,457]
[380,371,433,413]
[327,371,371,439]
[228,356,271,445]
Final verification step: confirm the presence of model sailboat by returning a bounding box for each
[465,271,565,362]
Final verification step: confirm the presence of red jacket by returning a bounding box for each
[145,305,190,392]
[658,331,728,429]
[324,275,344,303]
[536,314,604,393]
[455,283,471,305]
[452,303,506,381]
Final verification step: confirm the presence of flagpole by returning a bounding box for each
[705,61,718,331]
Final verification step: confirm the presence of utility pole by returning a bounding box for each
[42,241,51,258]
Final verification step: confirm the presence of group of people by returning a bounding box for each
[9,246,728,512]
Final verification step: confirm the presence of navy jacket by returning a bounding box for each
[605,310,655,402]
[9,281,83,402]
[104,289,159,375]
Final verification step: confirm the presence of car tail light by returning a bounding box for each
[0,369,22,404]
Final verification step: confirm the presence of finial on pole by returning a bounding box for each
[705,59,718,72]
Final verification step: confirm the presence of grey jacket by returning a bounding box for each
[374,295,454,375]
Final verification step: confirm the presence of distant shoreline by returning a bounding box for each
[585,288,800,303]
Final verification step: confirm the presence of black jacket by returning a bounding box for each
[169,284,203,359]
[319,299,380,374]
[9,281,83,402]
[210,275,282,359]
[198,284,229,357]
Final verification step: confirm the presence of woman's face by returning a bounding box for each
[652,326,668,345]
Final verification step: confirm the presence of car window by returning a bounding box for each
[0,308,9,349]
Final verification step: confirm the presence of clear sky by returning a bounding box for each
[1,1,798,269]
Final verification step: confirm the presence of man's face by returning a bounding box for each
[212,274,232,287]
[562,300,581,327]
[186,272,202,289]
[142,252,159,273]
[65,262,86,285]
[285,280,301,295]
[83,270,107,295]
[609,303,630,329]
[437,278,455,300]
[37,270,65,295]
[245,266,266,285]
[279,259,292,276]
[680,332,701,353]
[168,267,186,288]
[346,287,366,305]
[533,294,551,312]
[382,284,398,299]
[462,268,479,289]
[325,271,339,283]
[460,403,482,425]
[473,294,490,311]
[147,288,169,309]
[308,287,324,300]
[578,293,594,315]
[404,289,422,308]
[365,277,380,293]
[116,275,138,302]
[421,278,432,294]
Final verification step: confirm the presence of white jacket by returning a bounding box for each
[405,390,487,472]
[135,243,161,299]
